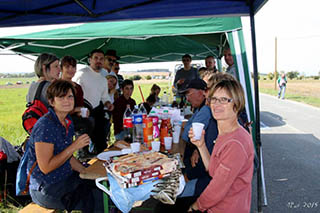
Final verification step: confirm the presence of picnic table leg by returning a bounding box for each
[103,181,109,213]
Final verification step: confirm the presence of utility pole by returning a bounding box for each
[274,37,277,90]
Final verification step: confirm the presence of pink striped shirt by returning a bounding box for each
[197,126,254,213]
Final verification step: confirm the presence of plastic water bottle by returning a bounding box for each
[171,96,178,108]
[139,103,147,120]
[132,105,144,144]
[161,91,168,106]
[123,104,133,143]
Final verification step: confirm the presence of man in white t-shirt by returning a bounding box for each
[73,49,114,153]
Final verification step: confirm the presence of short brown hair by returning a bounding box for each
[208,78,245,116]
[60,55,77,68]
[47,79,76,107]
[206,72,235,90]
[151,84,161,94]
[182,54,192,60]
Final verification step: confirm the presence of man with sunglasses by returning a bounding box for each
[179,78,218,197]
[173,54,200,92]
[101,49,119,77]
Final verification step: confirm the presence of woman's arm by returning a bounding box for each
[35,134,90,174]
[189,129,210,170]
[70,156,85,173]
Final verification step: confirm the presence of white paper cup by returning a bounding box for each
[151,141,160,152]
[192,122,205,140]
[173,126,181,143]
[80,107,88,118]
[164,137,173,150]
[130,142,140,153]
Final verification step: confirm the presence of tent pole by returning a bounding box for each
[249,1,263,213]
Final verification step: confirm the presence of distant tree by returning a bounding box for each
[287,71,299,80]
[314,76,319,80]
[267,72,274,80]
[132,75,142,80]
[145,75,152,80]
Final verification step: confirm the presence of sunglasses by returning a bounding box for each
[107,58,116,63]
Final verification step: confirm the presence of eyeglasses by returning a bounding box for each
[107,58,116,63]
[186,91,196,97]
[114,68,120,70]
[182,59,190,62]
[208,97,233,105]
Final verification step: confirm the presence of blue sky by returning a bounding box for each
[0,0,319,76]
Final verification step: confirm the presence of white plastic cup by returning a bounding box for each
[192,122,205,140]
[164,137,173,150]
[130,142,140,153]
[80,107,88,118]
[151,141,160,152]
[173,126,181,143]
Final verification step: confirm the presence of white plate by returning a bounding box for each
[97,150,123,161]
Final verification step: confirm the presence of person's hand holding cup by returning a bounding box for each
[192,122,204,140]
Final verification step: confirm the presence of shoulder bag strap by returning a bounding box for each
[22,161,37,195]
[34,81,48,101]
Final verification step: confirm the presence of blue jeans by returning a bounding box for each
[178,179,197,197]
[278,85,286,99]
[115,130,126,141]
[30,172,104,212]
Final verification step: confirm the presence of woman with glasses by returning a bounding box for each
[187,79,254,213]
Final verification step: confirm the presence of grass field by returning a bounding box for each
[1,78,319,146]
[0,79,171,146]
[0,77,37,86]
[259,79,320,107]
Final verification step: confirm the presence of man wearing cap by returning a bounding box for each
[179,78,218,197]
[73,49,114,154]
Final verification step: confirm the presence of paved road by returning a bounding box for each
[251,94,320,213]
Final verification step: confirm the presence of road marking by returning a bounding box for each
[260,121,270,129]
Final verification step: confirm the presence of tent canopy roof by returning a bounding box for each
[0,0,267,28]
[0,17,242,64]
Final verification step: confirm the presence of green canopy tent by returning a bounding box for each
[0,17,241,63]
[0,16,255,128]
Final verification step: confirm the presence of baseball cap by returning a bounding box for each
[179,78,207,94]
